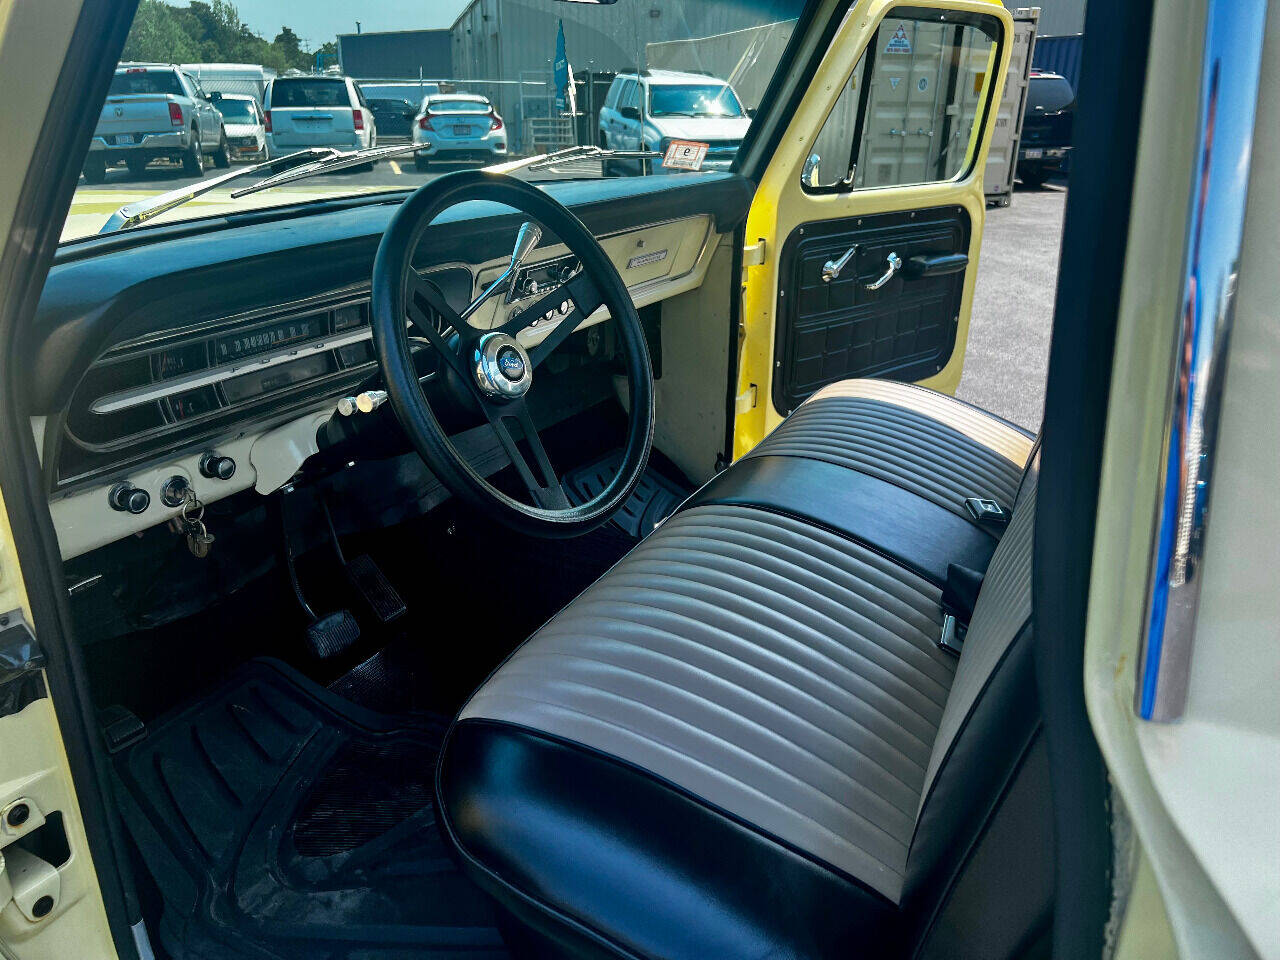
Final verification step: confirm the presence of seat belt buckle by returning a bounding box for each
[964,497,1010,526]
[938,614,967,657]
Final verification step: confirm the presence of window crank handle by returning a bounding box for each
[864,252,902,291]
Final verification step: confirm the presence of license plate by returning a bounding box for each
[116,134,135,145]
[1024,147,1043,159]
[453,125,471,136]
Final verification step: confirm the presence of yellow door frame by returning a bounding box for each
[733,0,1013,460]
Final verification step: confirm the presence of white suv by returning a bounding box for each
[597,70,752,174]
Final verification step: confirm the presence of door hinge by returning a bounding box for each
[742,239,767,266]
[735,384,758,414]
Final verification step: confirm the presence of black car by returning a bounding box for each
[1017,71,1075,187]
[367,97,416,138]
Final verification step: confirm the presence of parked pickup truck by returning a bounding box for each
[83,64,230,183]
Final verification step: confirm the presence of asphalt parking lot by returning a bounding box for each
[957,182,1067,431]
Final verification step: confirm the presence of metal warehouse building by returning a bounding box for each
[337,29,453,80]
[448,0,801,151]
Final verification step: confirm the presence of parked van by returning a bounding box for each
[264,75,376,157]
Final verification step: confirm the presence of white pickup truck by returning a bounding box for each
[84,64,229,183]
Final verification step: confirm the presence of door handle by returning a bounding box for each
[821,242,858,283]
[864,252,903,291]
[903,252,968,279]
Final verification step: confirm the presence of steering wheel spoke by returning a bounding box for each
[406,277,475,385]
[498,272,604,368]
[483,400,570,510]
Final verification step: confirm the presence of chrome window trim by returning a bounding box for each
[1136,0,1268,721]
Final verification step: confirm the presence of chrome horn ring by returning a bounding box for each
[473,331,533,400]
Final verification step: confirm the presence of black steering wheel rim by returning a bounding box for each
[371,170,655,539]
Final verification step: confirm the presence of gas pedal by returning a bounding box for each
[345,554,407,625]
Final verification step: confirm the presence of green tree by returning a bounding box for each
[118,0,334,74]
[120,0,201,63]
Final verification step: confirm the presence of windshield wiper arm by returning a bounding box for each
[99,148,340,233]
[230,142,427,198]
[521,145,663,172]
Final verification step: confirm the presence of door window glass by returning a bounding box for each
[804,11,1001,191]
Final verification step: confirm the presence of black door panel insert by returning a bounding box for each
[773,205,971,415]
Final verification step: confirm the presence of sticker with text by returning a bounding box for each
[663,140,709,171]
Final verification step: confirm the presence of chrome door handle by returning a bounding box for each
[821,242,858,283]
[864,252,903,291]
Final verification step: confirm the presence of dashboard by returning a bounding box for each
[29,173,753,559]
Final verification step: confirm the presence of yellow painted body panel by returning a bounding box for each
[0,0,121,954]
[734,0,1013,460]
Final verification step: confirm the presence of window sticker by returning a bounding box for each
[885,23,912,54]
[663,140,709,171]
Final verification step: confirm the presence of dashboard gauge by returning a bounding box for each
[222,353,334,404]
[167,386,219,422]
[334,303,367,331]
[212,313,327,365]
[151,342,207,380]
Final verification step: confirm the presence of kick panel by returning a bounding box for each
[773,206,970,415]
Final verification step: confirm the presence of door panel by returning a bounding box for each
[733,0,1011,460]
[773,205,969,414]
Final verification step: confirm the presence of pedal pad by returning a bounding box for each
[99,705,146,754]
[306,610,361,660]
[345,554,407,625]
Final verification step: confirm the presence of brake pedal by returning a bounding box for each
[278,491,362,661]
[305,610,362,660]
[345,554,406,625]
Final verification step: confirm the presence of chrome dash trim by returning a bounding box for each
[1136,0,1268,722]
[90,328,374,414]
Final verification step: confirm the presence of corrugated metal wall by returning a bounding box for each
[1032,34,1084,92]
[1002,0,1086,36]
[337,30,453,80]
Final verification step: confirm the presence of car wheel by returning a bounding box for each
[212,131,230,168]
[182,130,204,176]
[1017,164,1046,188]
[82,155,106,184]
[414,155,430,172]
[125,157,149,178]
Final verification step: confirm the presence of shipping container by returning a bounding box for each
[984,8,1039,206]
[1032,34,1084,93]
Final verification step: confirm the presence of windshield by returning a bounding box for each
[1028,75,1075,113]
[108,69,183,97]
[429,99,491,114]
[648,83,744,118]
[64,0,806,242]
[269,78,351,108]
[217,99,258,122]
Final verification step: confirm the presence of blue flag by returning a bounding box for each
[554,20,569,112]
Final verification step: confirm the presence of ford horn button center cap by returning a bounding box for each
[474,332,533,400]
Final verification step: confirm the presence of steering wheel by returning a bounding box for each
[370,171,655,539]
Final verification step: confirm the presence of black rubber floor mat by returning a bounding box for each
[113,659,508,959]
[564,451,689,538]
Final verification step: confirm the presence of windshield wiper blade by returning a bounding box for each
[99,148,340,233]
[521,145,663,172]
[230,142,426,198]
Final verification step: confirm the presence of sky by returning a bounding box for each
[170,0,474,47]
